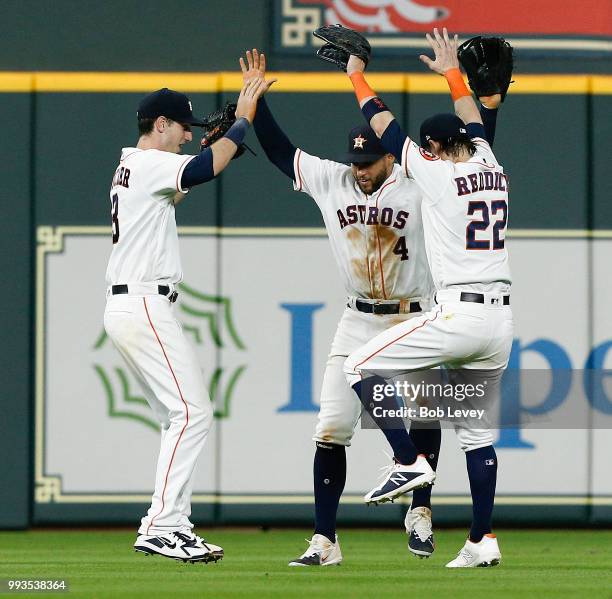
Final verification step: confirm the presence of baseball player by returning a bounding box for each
[240,49,500,566]
[343,28,512,567]
[104,78,269,563]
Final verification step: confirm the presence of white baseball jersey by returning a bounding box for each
[105,147,195,285]
[400,137,511,290]
[294,149,434,301]
[104,146,212,536]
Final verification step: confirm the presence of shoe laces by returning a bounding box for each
[302,536,329,558]
[375,451,399,485]
[411,512,432,541]
[174,531,209,549]
[173,531,198,548]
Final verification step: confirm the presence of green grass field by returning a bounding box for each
[0,529,610,598]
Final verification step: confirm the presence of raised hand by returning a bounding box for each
[235,77,269,123]
[239,48,277,95]
[346,55,367,76]
[419,27,460,75]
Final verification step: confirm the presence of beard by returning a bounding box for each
[355,168,389,195]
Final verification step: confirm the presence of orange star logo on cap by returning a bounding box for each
[353,135,367,150]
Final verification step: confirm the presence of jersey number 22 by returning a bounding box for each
[466,200,507,250]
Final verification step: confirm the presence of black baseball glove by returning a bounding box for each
[200,102,255,158]
[457,36,514,101]
[312,24,371,72]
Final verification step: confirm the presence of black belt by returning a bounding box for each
[460,292,510,306]
[353,299,422,315]
[111,284,178,303]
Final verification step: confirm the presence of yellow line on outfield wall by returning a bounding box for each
[0,72,34,91]
[0,72,610,94]
[592,76,612,94]
[32,72,220,92]
[220,71,406,92]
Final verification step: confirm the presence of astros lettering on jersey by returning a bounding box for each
[293,149,434,301]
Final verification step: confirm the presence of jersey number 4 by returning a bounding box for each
[392,236,409,261]
[466,200,507,250]
[111,193,119,244]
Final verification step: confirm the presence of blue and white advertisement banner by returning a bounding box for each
[35,228,612,504]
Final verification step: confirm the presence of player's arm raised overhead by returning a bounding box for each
[418,28,502,148]
[478,95,501,147]
[344,55,407,162]
[419,29,481,126]
[422,30,506,146]
[212,76,274,174]
[346,28,497,159]
[239,49,297,179]
[345,55,394,141]
[241,48,343,199]
[180,77,271,191]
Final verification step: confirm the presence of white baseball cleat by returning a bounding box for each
[445,534,501,568]
[405,506,435,558]
[364,455,435,505]
[288,534,343,566]
[134,530,224,563]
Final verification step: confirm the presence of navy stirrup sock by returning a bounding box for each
[409,422,441,509]
[313,442,346,544]
[353,376,418,465]
[466,445,498,542]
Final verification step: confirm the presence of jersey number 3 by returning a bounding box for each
[111,193,119,244]
[466,200,507,250]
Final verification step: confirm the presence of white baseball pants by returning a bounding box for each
[104,292,212,536]
[314,305,425,447]
[344,289,514,451]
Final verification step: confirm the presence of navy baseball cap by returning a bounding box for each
[137,88,205,126]
[420,113,467,147]
[341,124,388,164]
